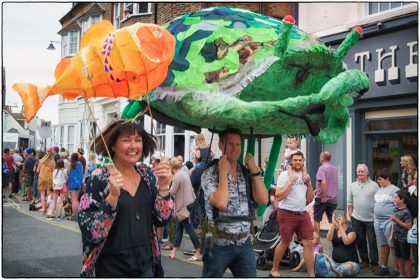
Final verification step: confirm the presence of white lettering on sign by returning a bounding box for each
[375,46,399,83]
[406,41,418,79]
[354,41,418,85]
[354,51,371,72]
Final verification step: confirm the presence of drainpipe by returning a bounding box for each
[154,3,158,24]
[293,2,299,25]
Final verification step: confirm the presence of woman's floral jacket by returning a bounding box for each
[78,166,174,277]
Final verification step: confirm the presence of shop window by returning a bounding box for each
[365,117,417,132]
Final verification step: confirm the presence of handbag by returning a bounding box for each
[175,206,190,222]
[407,222,417,244]
[53,170,64,190]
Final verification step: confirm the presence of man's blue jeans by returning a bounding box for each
[202,237,256,277]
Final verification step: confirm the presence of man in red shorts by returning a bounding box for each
[270,151,315,277]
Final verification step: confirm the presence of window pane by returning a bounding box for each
[69,31,78,54]
[380,2,389,12]
[138,3,149,14]
[174,126,184,133]
[391,2,401,8]
[124,3,133,13]
[91,15,101,24]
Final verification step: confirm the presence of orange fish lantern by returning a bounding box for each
[12,20,176,122]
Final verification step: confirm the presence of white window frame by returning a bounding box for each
[67,125,75,153]
[80,14,102,34]
[123,3,152,16]
[61,30,79,57]
[60,125,64,148]
[366,2,409,15]
[113,3,120,28]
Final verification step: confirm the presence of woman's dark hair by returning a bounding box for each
[92,120,157,160]
[55,159,64,170]
[218,127,242,143]
[396,190,409,203]
[70,153,79,170]
[376,168,391,181]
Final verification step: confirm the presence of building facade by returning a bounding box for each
[299,2,418,209]
[56,2,296,166]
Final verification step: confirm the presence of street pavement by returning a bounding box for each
[3,194,383,278]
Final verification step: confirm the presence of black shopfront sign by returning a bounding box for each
[335,26,417,99]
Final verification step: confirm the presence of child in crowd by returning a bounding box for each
[292,232,323,272]
[390,190,413,277]
[284,137,309,182]
[47,159,67,221]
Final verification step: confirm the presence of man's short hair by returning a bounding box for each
[4,148,10,154]
[290,150,304,160]
[376,168,391,180]
[356,163,369,174]
[54,147,59,153]
[218,128,242,144]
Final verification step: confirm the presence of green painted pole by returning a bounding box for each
[247,138,256,156]
[239,139,245,164]
[257,135,282,216]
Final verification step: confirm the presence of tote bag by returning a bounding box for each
[176,206,190,222]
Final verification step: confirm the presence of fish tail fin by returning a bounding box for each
[12,83,50,122]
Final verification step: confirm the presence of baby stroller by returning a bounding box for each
[253,210,302,270]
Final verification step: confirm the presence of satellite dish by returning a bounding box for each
[39,126,52,138]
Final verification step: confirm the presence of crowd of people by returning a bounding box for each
[2,146,89,221]
[2,129,418,278]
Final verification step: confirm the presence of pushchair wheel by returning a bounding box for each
[288,251,300,268]
[256,256,269,270]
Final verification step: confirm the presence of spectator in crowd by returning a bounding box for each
[406,171,418,277]
[12,149,23,194]
[37,148,56,214]
[3,148,15,198]
[283,137,301,168]
[60,151,69,167]
[399,155,417,189]
[390,190,413,277]
[67,153,84,220]
[326,214,360,277]
[271,151,314,278]
[168,157,201,262]
[47,159,67,221]
[53,147,60,162]
[313,151,338,237]
[31,151,44,204]
[77,148,86,174]
[347,164,379,271]
[201,128,268,277]
[85,153,96,180]
[291,232,323,272]
[77,120,173,277]
[373,168,400,277]
[22,149,36,201]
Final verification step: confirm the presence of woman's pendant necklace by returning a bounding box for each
[135,189,140,221]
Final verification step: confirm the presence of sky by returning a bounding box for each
[3,2,73,125]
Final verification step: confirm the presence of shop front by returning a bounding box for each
[307,14,418,210]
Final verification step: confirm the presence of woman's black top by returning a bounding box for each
[331,227,359,263]
[96,179,153,277]
[407,191,418,219]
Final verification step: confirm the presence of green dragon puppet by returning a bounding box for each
[122,6,369,214]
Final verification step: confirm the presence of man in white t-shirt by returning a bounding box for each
[270,151,315,278]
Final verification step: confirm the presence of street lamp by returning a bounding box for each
[47,40,61,50]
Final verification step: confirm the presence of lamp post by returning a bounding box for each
[46,40,61,50]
